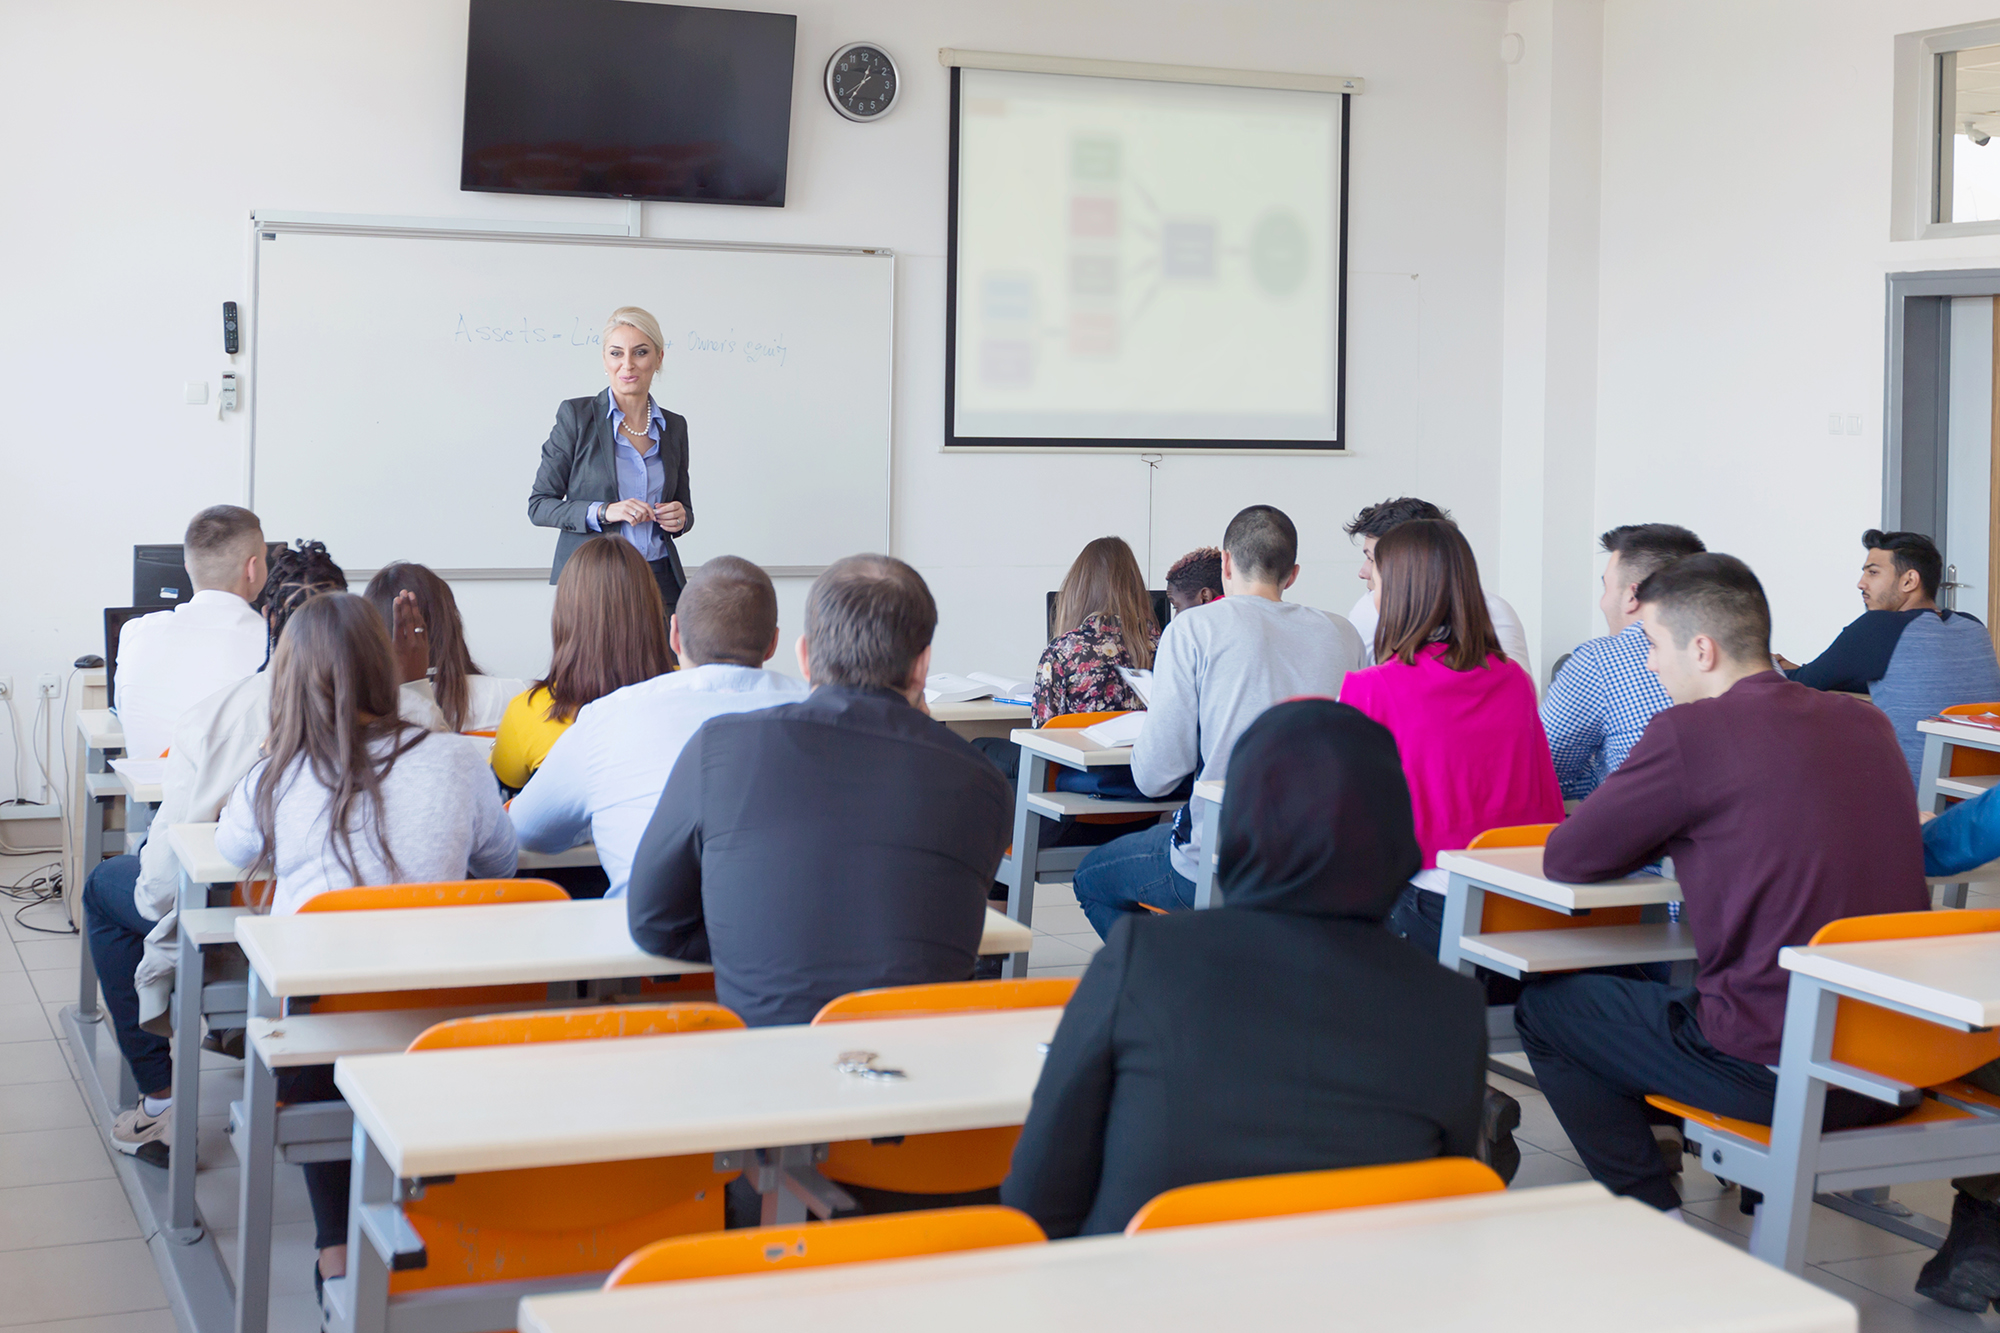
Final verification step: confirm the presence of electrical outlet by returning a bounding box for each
[36,674,58,698]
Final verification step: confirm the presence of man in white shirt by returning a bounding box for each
[1342,497,1533,682]
[1074,506,1368,937]
[113,506,271,762]
[511,556,806,897]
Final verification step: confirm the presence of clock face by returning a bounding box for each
[826,44,898,121]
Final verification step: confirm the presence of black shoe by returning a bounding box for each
[1917,1192,2000,1313]
[1479,1086,1522,1185]
[201,1028,246,1061]
[971,955,1004,981]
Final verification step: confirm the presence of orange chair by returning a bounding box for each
[1125,1157,1505,1234]
[1646,909,2000,1270]
[1939,703,2000,782]
[603,1206,1045,1288]
[1465,825,1644,935]
[808,979,1079,1194]
[296,880,570,1013]
[388,1004,746,1294]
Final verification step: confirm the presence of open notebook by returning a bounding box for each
[924,672,1035,706]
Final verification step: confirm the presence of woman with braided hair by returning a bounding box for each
[83,539,451,1162]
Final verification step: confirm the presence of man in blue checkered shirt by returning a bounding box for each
[1541,524,1707,798]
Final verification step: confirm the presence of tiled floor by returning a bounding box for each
[5,854,1996,1332]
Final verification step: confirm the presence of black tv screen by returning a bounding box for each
[462,0,797,207]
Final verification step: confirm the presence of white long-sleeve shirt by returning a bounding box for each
[1132,597,1367,880]
[112,590,268,763]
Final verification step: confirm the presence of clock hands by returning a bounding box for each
[848,72,874,97]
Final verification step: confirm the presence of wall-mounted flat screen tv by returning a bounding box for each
[462,0,797,207]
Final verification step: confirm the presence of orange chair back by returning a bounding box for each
[296,879,569,1013]
[1941,704,2000,778]
[808,979,1078,1193]
[1126,1158,1505,1234]
[811,978,1079,1024]
[1465,826,1644,934]
[1806,910,2000,1088]
[604,1207,1045,1288]
[388,1004,744,1294]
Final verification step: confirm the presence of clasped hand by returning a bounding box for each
[603,499,687,533]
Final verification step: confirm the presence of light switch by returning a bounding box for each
[184,381,208,404]
[1828,413,1841,434]
[1846,414,1862,435]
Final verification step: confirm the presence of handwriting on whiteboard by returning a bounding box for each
[453,316,787,367]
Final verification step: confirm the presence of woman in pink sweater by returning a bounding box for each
[1339,519,1562,967]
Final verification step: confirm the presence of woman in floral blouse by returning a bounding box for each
[1034,537,1162,725]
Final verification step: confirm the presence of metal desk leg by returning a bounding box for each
[752,1145,851,1225]
[1752,973,1839,1273]
[1917,732,1951,813]
[343,1121,394,1333]
[234,973,283,1333]
[1002,752,1050,979]
[77,747,109,1021]
[1190,797,1223,909]
[165,873,207,1242]
[1437,874,1485,976]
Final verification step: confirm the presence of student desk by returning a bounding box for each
[515,1182,1854,1333]
[328,1007,1063,1333]
[931,698,1034,743]
[1914,717,2000,907]
[997,728,1185,976]
[1707,933,2000,1273]
[1432,847,1688,979]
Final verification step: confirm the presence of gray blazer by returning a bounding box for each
[528,389,694,589]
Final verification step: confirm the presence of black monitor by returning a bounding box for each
[1045,590,1174,642]
[103,607,153,711]
[132,546,195,608]
[461,0,798,207]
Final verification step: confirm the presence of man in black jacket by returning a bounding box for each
[626,554,1012,1027]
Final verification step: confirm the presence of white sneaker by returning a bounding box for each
[111,1104,170,1159]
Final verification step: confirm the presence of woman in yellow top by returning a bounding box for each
[492,537,673,792]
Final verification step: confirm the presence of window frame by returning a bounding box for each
[1898,20,2000,240]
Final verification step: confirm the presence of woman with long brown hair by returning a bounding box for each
[1338,518,1560,980]
[492,536,673,791]
[213,591,516,1294]
[363,562,524,732]
[1034,535,1161,725]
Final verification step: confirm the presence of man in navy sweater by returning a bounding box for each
[1780,529,2000,786]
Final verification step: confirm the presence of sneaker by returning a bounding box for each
[110,1104,170,1166]
[1652,1123,1685,1176]
[1479,1086,1522,1185]
[1916,1192,2000,1313]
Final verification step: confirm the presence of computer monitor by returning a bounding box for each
[1044,590,1174,642]
[103,607,153,711]
[133,541,290,608]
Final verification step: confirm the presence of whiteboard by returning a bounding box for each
[250,220,892,574]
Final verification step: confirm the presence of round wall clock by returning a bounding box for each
[825,42,899,122]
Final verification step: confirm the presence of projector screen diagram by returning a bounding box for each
[947,65,1348,450]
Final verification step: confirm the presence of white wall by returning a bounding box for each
[1589,0,2000,662]
[0,0,1512,792]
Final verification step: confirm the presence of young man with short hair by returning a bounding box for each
[1541,523,1706,798]
[625,554,1011,1027]
[112,505,271,762]
[1518,554,1926,1220]
[1782,528,2000,785]
[1343,496,1532,680]
[1071,506,1367,937]
[1164,546,1222,612]
[511,555,807,897]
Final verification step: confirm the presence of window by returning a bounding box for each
[1939,44,2000,223]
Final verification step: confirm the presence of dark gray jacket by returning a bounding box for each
[527,389,693,588]
[625,685,1013,1027]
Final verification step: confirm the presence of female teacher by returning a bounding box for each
[528,305,692,616]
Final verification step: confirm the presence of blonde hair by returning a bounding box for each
[603,306,665,351]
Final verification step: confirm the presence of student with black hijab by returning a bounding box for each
[1001,699,1488,1238]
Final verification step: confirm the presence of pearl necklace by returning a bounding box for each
[619,403,653,438]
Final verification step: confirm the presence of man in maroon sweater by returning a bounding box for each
[1518,553,1928,1215]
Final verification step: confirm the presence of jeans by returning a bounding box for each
[278,1065,351,1250]
[1385,885,1524,1006]
[1517,974,1906,1211]
[1072,824,1195,940]
[82,855,172,1095]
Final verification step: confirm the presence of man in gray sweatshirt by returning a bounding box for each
[1073,505,1368,937]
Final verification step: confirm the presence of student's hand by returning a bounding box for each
[391,590,430,685]
[1919,809,1939,824]
[654,501,688,534]
[1773,653,1800,671]
[603,499,654,526]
